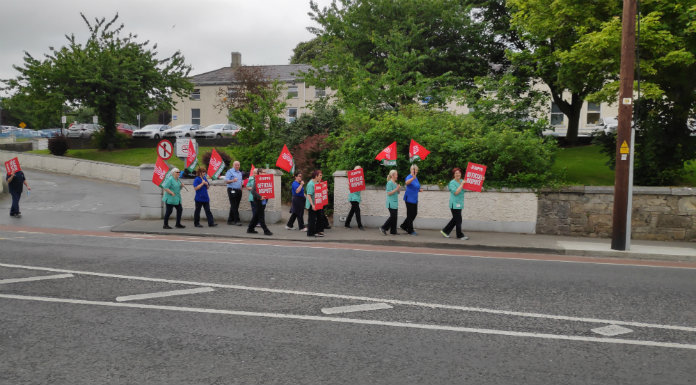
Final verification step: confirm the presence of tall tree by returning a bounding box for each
[507,0,620,143]
[3,14,192,149]
[304,0,508,112]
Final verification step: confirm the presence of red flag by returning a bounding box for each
[4,157,21,175]
[185,139,198,172]
[409,139,430,161]
[463,162,487,192]
[207,149,226,180]
[375,141,397,161]
[275,144,294,172]
[152,157,170,186]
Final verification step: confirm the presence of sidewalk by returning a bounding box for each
[112,218,696,263]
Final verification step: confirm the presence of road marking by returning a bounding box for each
[116,287,215,302]
[322,303,393,314]
[0,274,74,285]
[592,324,634,337]
[0,293,694,351]
[0,262,694,333]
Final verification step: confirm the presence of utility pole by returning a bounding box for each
[611,0,637,250]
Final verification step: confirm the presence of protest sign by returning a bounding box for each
[255,173,275,199]
[347,168,366,193]
[463,162,487,192]
[4,157,21,175]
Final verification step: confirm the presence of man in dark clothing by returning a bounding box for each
[6,170,30,218]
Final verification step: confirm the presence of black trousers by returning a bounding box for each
[194,201,215,226]
[345,201,362,227]
[443,208,464,238]
[400,202,417,233]
[164,203,182,226]
[9,190,21,215]
[381,208,398,234]
[247,201,269,232]
[227,188,242,223]
[307,207,325,236]
[287,195,306,229]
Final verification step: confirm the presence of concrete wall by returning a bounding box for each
[0,150,139,186]
[139,165,283,223]
[332,171,539,233]
[537,187,696,241]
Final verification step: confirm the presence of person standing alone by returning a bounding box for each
[6,170,30,218]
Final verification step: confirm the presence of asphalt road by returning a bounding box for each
[0,170,694,384]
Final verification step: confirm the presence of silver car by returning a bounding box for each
[66,123,102,139]
[132,124,171,139]
[162,124,201,138]
[194,123,239,139]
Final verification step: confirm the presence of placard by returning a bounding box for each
[347,168,366,193]
[4,157,21,175]
[314,181,329,209]
[463,162,487,192]
[255,174,275,199]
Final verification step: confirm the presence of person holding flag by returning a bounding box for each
[285,171,306,231]
[192,166,218,228]
[400,164,423,236]
[161,167,185,229]
[379,169,400,235]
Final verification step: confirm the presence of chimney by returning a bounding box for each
[231,52,242,69]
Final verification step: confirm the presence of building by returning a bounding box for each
[171,52,330,127]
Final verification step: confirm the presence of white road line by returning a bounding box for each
[0,262,694,333]
[116,287,215,302]
[0,293,694,351]
[0,274,74,285]
[321,303,393,314]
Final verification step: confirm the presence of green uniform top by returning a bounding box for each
[385,180,399,209]
[247,176,255,202]
[348,190,361,203]
[161,175,182,205]
[448,179,465,209]
[305,180,316,209]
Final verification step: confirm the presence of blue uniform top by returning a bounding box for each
[403,174,420,204]
[291,180,305,197]
[193,176,210,202]
[225,168,243,189]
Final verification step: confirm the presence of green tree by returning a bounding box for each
[304,0,507,112]
[3,14,192,149]
[289,37,329,64]
[507,0,621,143]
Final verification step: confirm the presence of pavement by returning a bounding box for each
[112,217,696,263]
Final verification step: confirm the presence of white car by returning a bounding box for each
[162,124,201,138]
[132,124,171,139]
[66,123,102,139]
[194,123,239,139]
[598,117,618,134]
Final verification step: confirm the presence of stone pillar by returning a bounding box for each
[139,164,163,219]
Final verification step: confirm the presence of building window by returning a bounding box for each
[287,108,298,123]
[192,109,200,125]
[551,103,564,126]
[190,89,201,100]
[287,85,298,98]
[587,102,601,125]
[315,88,325,98]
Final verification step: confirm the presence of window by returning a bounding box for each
[587,102,601,125]
[191,109,200,125]
[190,89,200,100]
[287,85,298,98]
[287,108,298,123]
[315,88,325,98]
[551,103,564,126]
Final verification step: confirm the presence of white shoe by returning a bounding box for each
[300,227,307,232]
[285,225,293,230]
[440,230,450,238]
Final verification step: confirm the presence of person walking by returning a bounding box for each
[193,166,218,228]
[379,169,400,235]
[400,164,422,235]
[344,165,364,230]
[224,160,243,225]
[162,168,185,229]
[441,167,469,240]
[6,170,30,218]
[305,170,325,237]
[286,171,306,231]
[246,168,272,236]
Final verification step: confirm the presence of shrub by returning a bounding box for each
[92,129,131,150]
[48,135,69,156]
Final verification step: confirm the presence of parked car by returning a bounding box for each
[39,128,62,138]
[67,123,102,139]
[162,124,201,139]
[598,117,618,134]
[194,123,239,139]
[116,123,138,137]
[1,125,19,134]
[132,124,171,139]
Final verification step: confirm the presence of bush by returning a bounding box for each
[48,135,69,156]
[92,129,131,150]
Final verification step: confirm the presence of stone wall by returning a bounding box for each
[536,187,696,241]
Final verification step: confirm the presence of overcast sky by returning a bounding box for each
[0,0,333,94]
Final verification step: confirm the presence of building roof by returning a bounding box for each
[190,64,313,86]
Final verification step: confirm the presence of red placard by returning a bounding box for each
[463,162,487,192]
[4,157,21,175]
[255,174,275,199]
[314,181,329,209]
[152,157,170,186]
[347,168,365,193]
[275,144,294,172]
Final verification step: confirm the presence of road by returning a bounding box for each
[0,170,695,384]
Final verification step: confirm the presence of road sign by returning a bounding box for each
[19,122,26,128]
[157,139,174,160]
